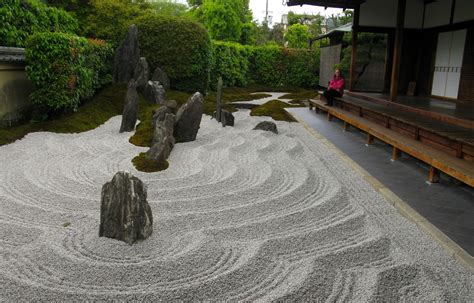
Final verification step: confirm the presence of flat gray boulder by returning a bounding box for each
[113,25,140,83]
[119,80,139,133]
[151,67,170,90]
[134,57,150,92]
[253,121,278,134]
[143,81,165,104]
[174,92,204,142]
[99,171,153,245]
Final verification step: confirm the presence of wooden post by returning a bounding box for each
[428,166,440,183]
[389,0,406,102]
[391,146,401,161]
[366,133,374,146]
[349,5,360,91]
[327,112,333,121]
[343,121,350,132]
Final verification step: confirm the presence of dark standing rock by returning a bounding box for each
[151,106,173,129]
[120,80,139,133]
[99,171,153,245]
[151,67,170,90]
[146,139,173,163]
[151,113,175,147]
[253,121,278,134]
[221,109,235,127]
[143,81,165,104]
[134,57,150,92]
[113,25,140,83]
[174,92,204,142]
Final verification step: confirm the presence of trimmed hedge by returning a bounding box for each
[0,0,78,47]
[135,15,212,93]
[25,32,113,113]
[211,42,320,88]
[210,41,251,88]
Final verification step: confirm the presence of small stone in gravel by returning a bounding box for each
[253,121,278,134]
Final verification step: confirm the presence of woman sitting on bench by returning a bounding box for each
[323,68,345,106]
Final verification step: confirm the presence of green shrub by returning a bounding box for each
[135,15,212,93]
[0,0,78,47]
[251,46,319,88]
[210,41,251,88]
[25,32,113,113]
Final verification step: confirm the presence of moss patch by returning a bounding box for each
[250,100,305,122]
[0,84,127,146]
[132,152,169,173]
[279,90,318,102]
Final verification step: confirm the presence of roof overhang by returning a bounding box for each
[286,0,366,9]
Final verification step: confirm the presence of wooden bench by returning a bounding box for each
[329,95,474,162]
[308,98,474,186]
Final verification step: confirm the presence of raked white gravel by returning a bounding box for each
[0,109,472,301]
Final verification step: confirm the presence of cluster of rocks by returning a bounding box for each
[145,92,204,164]
[115,24,169,133]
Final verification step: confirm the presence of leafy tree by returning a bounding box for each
[201,0,241,41]
[285,24,310,49]
[189,0,253,42]
[149,0,188,16]
[82,0,152,44]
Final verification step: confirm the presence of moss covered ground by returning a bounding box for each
[250,99,305,122]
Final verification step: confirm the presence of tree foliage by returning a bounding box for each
[135,15,212,92]
[285,24,310,49]
[189,0,253,44]
[0,0,78,47]
[25,32,113,113]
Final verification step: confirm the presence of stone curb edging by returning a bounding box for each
[285,108,474,272]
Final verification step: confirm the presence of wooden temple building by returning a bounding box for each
[287,0,474,186]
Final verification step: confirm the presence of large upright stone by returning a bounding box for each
[113,25,140,83]
[119,80,139,133]
[151,113,175,147]
[174,92,204,142]
[151,106,172,129]
[134,57,150,92]
[143,81,165,104]
[99,171,153,245]
[151,67,170,90]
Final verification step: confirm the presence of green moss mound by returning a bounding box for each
[132,153,169,173]
[0,84,126,146]
[135,15,211,92]
[250,100,305,122]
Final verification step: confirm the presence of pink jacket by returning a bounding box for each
[329,77,345,92]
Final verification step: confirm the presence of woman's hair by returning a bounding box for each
[334,68,344,78]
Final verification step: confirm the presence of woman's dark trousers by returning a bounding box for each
[322,89,341,106]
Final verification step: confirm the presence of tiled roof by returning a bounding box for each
[0,46,26,62]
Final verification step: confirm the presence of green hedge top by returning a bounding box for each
[25,32,113,114]
[135,15,212,93]
[0,0,78,47]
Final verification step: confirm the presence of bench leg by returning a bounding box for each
[316,107,320,114]
[391,146,400,161]
[343,121,350,132]
[309,103,313,110]
[366,134,374,146]
[327,112,332,121]
[428,166,440,184]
